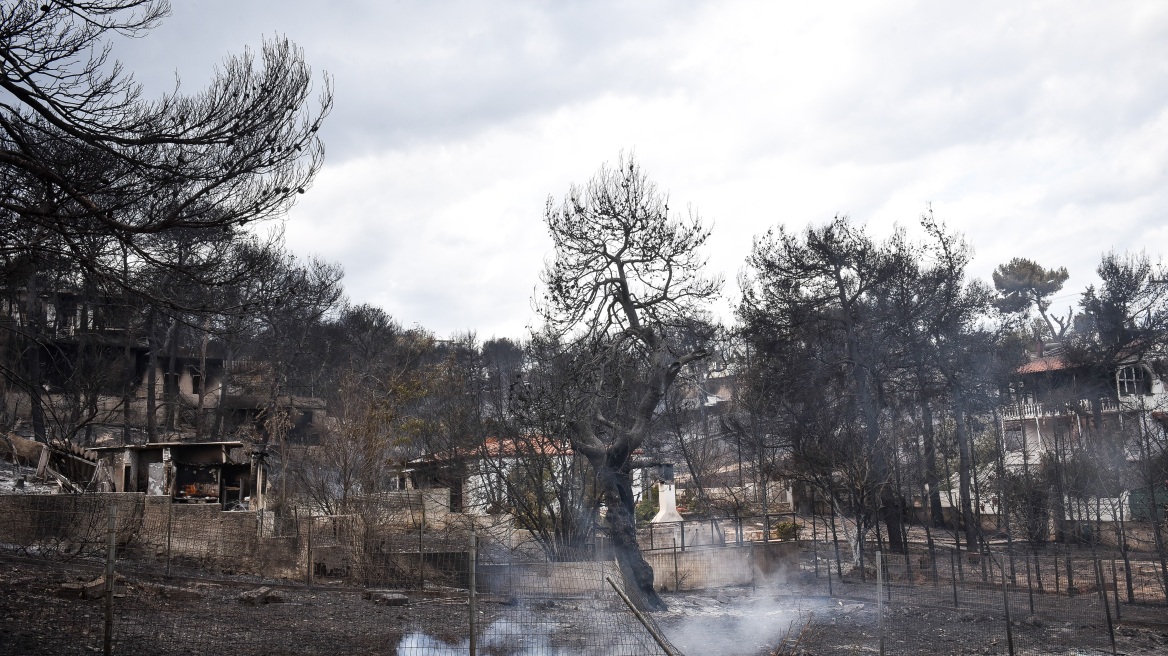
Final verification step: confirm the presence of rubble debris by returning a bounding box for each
[141,582,205,601]
[366,592,409,606]
[57,573,125,600]
[362,589,409,605]
[238,586,283,605]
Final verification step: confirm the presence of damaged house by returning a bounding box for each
[1001,340,1168,535]
[87,441,258,509]
[1,286,329,500]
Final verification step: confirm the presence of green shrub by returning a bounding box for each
[770,521,800,541]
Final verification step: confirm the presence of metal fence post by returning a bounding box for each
[876,551,884,656]
[950,548,959,608]
[1024,549,1034,615]
[1110,559,1121,622]
[826,543,834,597]
[606,577,681,656]
[419,496,426,591]
[1006,533,1017,585]
[306,515,314,588]
[930,542,939,586]
[1095,559,1117,656]
[1001,558,1015,656]
[813,532,820,578]
[104,504,117,656]
[672,538,679,591]
[165,497,173,578]
[1054,554,1061,595]
[469,525,477,656]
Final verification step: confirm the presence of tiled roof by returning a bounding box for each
[1017,356,1072,374]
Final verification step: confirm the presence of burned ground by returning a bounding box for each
[3,554,1167,655]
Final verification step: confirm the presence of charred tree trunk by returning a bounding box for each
[195,318,210,439]
[954,399,978,551]
[212,350,232,439]
[122,340,133,445]
[145,310,159,442]
[24,273,46,442]
[594,457,665,611]
[921,399,945,527]
[120,246,134,446]
[164,317,179,432]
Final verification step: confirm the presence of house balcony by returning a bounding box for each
[1002,397,1120,421]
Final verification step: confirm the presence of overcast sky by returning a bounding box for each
[114,1,1168,340]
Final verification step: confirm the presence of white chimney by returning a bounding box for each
[651,481,683,523]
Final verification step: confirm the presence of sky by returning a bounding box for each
[113,1,1168,339]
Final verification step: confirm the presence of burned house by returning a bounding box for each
[1001,350,1163,463]
[1,285,330,447]
[87,441,263,510]
[407,436,646,516]
[1001,343,1168,528]
[218,394,327,445]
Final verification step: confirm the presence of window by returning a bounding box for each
[1118,365,1151,396]
[1004,429,1024,452]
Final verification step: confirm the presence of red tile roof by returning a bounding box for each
[1017,356,1072,374]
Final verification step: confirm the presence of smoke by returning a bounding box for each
[659,593,804,655]
[655,559,810,655]
[395,632,466,655]
[397,562,810,655]
[395,616,553,656]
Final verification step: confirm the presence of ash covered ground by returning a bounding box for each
[657,585,1168,655]
[2,555,1167,655]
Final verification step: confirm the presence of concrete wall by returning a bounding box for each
[478,561,619,597]
[644,542,800,592]
[477,542,803,598]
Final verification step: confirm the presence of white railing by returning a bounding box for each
[1001,397,1121,421]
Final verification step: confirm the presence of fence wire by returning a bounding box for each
[0,493,678,655]
[2,494,1166,655]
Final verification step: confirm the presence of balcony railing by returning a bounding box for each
[1002,397,1126,421]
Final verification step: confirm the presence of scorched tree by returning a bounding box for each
[531,154,720,611]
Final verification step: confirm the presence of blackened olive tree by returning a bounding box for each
[533,153,720,611]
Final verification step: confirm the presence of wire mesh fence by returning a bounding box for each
[0,493,680,655]
[2,493,1166,654]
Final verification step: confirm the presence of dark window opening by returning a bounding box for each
[1004,429,1024,452]
[1118,366,1151,396]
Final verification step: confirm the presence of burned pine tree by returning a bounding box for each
[740,215,911,553]
[0,1,333,449]
[0,1,332,254]
[528,154,720,611]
